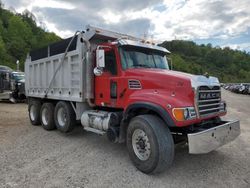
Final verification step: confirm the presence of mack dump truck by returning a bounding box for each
[25,26,240,174]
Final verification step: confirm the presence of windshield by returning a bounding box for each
[12,73,25,81]
[119,46,169,70]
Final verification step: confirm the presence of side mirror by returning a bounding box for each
[96,49,105,68]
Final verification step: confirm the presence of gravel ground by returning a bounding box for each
[0,89,249,188]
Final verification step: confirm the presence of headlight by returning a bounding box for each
[172,107,196,121]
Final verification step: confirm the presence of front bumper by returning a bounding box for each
[188,120,240,154]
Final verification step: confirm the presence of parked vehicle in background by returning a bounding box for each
[0,65,13,72]
[10,71,26,100]
[239,84,249,94]
[223,83,250,95]
[0,65,26,102]
[25,26,240,174]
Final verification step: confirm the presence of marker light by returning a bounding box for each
[172,108,185,121]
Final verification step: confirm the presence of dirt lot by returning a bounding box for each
[0,89,249,188]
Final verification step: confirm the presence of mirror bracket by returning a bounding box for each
[93,67,103,76]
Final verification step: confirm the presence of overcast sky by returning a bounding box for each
[2,0,250,52]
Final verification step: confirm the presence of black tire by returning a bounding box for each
[28,99,41,125]
[40,103,56,130]
[127,115,174,174]
[54,101,76,133]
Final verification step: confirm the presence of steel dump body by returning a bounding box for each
[25,34,85,102]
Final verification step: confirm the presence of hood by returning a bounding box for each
[125,68,220,89]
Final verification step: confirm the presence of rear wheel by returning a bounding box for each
[54,101,76,133]
[127,115,174,174]
[40,103,56,130]
[28,99,41,125]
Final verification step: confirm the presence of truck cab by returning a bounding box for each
[0,65,26,102]
[94,39,226,127]
[25,26,240,174]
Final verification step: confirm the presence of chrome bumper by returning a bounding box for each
[188,120,240,154]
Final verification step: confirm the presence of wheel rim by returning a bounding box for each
[57,107,67,127]
[30,105,35,121]
[41,107,49,126]
[132,129,151,161]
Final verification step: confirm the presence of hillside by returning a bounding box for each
[0,5,60,70]
[160,40,250,83]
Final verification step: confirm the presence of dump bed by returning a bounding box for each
[25,33,86,102]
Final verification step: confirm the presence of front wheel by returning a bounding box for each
[127,115,174,174]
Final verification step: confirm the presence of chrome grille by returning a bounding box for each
[197,86,221,117]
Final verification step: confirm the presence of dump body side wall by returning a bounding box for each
[25,35,86,102]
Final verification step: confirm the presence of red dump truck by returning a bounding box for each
[25,26,240,174]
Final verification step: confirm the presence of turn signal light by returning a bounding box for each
[172,108,185,121]
[172,107,196,121]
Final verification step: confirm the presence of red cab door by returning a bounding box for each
[95,48,120,107]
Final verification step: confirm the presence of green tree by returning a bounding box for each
[160,40,250,82]
[0,6,60,70]
[6,16,32,61]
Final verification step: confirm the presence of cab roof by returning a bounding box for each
[117,39,170,54]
